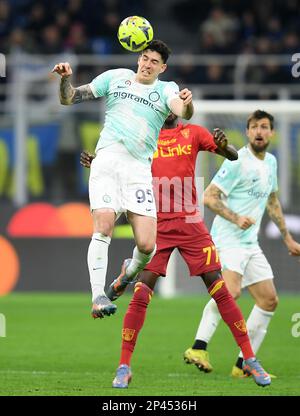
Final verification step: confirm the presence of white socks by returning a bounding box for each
[238,304,274,358]
[126,245,156,278]
[87,233,111,302]
[195,299,274,358]
[195,298,221,343]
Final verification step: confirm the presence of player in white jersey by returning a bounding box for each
[184,110,300,376]
[52,40,194,319]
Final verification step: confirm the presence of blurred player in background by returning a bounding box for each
[185,110,300,377]
[52,40,193,319]
[81,113,272,389]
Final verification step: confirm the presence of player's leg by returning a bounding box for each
[186,247,246,364]
[232,249,276,374]
[198,269,271,386]
[108,155,157,300]
[201,270,254,360]
[180,227,244,369]
[112,270,159,388]
[106,213,157,300]
[126,211,157,277]
[88,150,121,318]
[88,209,117,318]
[112,271,159,388]
[192,269,242,355]
[180,231,271,386]
[113,224,174,388]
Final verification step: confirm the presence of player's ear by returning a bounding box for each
[159,63,167,74]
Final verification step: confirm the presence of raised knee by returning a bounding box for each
[261,295,279,312]
[137,241,156,254]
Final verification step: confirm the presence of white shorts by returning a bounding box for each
[218,246,274,288]
[89,143,157,218]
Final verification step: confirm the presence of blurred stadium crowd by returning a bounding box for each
[0,0,299,89]
[0,0,146,54]
[0,0,299,58]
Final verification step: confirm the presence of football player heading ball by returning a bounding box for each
[51,39,193,321]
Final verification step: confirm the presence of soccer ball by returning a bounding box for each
[117,16,153,52]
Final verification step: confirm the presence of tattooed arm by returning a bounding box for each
[267,192,300,255]
[52,62,96,105]
[60,79,95,105]
[203,183,255,230]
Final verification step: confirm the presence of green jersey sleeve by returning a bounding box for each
[89,69,116,97]
[162,81,180,109]
[212,159,242,196]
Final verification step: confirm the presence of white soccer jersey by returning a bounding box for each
[89,68,179,164]
[211,146,278,249]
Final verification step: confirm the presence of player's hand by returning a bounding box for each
[235,216,256,230]
[285,237,300,257]
[213,128,228,149]
[51,62,73,77]
[80,151,95,168]
[179,88,193,105]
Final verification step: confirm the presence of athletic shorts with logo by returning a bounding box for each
[218,246,274,288]
[89,143,156,218]
[144,217,221,276]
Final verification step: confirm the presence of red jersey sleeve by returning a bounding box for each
[191,125,217,153]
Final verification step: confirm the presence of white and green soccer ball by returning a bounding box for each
[117,16,154,52]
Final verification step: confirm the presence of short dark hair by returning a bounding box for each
[247,110,274,130]
[142,39,171,63]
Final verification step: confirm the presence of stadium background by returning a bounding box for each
[0,0,300,397]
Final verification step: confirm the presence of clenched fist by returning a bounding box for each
[51,62,73,77]
[179,88,193,105]
[235,216,256,230]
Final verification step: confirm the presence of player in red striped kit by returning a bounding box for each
[81,113,271,389]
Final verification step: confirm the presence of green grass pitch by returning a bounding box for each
[0,293,300,396]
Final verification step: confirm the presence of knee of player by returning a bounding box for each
[137,241,156,255]
[93,219,114,236]
[95,224,113,236]
[261,295,279,312]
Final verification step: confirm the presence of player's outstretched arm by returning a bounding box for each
[267,192,300,256]
[204,183,255,229]
[169,88,194,120]
[51,62,95,105]
[213,128,238,161]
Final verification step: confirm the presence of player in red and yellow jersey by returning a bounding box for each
[81,114,271,389]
